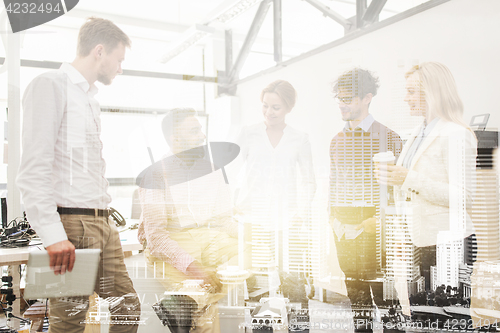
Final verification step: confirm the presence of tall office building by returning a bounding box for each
[433,129,472,290]
[458,263,473,298]
[249,198,321,277]
[461,130,500,302]
[431,266,438,291]
[436,235,464,288]
[468,131,499,263]
[283,213,321,276]
[382,205,423,300]
[469,169,499,262]
[250,223,276,271]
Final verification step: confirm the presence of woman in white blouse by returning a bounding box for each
[376,62,477,316]
[235,80,316,271]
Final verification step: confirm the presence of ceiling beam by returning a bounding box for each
[273,0,282,64]
[229,0,272,82]
[0,58,218,83]
[302,0,351,28]
[356,0,367,28]
[225,30,233,74]
[362,0,388,24]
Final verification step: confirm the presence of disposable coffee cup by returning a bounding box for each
[373,151,395,165]
[373,152,395,183]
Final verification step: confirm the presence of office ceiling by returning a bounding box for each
[4,0,430,80]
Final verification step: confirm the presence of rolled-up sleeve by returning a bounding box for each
[138,164,195,274]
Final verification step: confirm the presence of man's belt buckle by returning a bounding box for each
[95,208,110,218]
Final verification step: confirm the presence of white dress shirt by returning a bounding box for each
[343,113,375,132]
[17,63,111,247]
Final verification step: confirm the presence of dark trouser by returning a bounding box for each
[49,214,140,333]
[334,231,378,331]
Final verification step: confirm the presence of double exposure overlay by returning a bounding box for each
[2,1,499,333]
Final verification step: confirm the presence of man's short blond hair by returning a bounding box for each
[77,17,131,57]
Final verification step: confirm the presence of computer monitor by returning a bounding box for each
[470,113,490,131]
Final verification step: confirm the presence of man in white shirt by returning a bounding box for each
[17,18,139,333]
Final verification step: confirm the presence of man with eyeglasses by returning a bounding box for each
[329,68,402,332]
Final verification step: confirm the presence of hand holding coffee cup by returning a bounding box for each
[373,152,409,186]
[373,152,395,175]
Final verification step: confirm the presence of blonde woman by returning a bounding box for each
[377,62,477,318]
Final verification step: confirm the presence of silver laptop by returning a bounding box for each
[24,249,101,299]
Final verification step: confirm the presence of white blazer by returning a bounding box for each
[396,118,477,247]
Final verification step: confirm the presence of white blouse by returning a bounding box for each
[233,123,316,227]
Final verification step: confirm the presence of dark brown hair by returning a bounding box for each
[333,68,380,98]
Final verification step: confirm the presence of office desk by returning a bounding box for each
[0,221,141,329]
[0,225,141,265]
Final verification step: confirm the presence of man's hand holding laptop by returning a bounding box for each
[46,240,76,275]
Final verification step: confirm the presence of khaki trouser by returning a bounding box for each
[49,214,140,333]
[145,227,240,333]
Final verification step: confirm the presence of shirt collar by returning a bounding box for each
[60,62,98,97]
[343,114,375,133]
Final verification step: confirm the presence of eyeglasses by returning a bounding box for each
[335,95,357,104]
[335,95,355,105]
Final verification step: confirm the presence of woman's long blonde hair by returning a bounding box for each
[405,62,471,130]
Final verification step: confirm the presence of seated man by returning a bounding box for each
[138,108,240,333]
